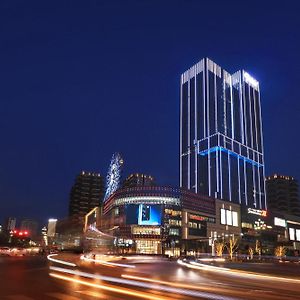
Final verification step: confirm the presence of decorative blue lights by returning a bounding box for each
[104,152,124,202]
[199,146,263,167]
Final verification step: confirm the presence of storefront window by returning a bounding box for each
[135,240,161,254]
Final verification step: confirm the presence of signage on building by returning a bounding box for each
[247,208,267,217]
[189,214,215,223]
[274,217,286,227]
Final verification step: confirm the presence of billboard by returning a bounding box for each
[126,204,162,225]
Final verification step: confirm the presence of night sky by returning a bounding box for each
[0,1,299,225]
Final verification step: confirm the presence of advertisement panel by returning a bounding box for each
[274,217,286,227]
[126,204,162,225]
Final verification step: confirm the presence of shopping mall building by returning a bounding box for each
[85,186,244,256]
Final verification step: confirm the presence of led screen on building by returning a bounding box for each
[126,204,162,225]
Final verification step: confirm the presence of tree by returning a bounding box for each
[248,247,254,260]
[274,246,286,260]
[255,239,261,259]
[226,235,239,260]
[214,240,225,257]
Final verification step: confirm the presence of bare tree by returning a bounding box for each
[226,235,239,260]
[214,240,225,257]
[248,247,254,260]
[255,239,261,259]
[274,246,286,260]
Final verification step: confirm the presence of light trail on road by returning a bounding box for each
[49,266,240,300]
[49,272,169,300]
[178,259,300,284]
[122,274,225,291]
[80,254,136,268]
[47,254,77,267]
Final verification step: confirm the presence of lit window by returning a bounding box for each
[221,209,226,225]
[226,210,232,226]
[289,228,295,241]
[296,229,300,242]
[220,209,238,227]
[232,211,238,227]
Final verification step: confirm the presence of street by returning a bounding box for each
[0,254,300,299]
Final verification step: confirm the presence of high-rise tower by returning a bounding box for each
[69,171,104,228]
[266,174,300,216]
[123,173,155,188]
[180,58,266,209]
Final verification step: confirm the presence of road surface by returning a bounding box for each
[0,254,300,299]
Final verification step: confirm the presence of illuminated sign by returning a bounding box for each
[189,214,215,223]
[131,226,161,235]
[274,217,286,227]
[115,238,133,246]
[247,208,267,217]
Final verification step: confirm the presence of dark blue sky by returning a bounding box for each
[0,1,299,225]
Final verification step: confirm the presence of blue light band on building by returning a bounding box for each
[199,146,263,168]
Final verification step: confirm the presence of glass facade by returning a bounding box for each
[180,58,266,209]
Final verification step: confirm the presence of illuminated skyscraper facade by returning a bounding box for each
[180,58,266,209]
